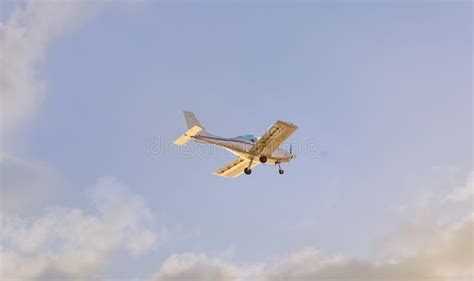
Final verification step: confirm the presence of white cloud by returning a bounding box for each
[149,171,474,281]
[150,215,473,281]
[151,253,253,281]
[1,2,160,280]
[446,171,474,203]
[0,0,98,134]
[1,177,157,280]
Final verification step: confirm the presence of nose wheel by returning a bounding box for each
[277,163,284,175]
[259,155,267,163]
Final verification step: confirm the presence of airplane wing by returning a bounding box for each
[213,157,260,178]
[250,120,298,155]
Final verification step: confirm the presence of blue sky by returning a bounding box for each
[1,1,472,280]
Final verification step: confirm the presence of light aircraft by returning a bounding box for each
[174,111,298,177]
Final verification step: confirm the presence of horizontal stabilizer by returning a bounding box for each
[174,125,203,145]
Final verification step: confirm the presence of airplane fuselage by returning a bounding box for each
[195,134,293,164]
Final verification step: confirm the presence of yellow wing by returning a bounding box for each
[250,120,298,155]
[213,158,260,178]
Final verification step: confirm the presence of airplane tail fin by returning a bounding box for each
[184,111,203,129]
[174,111,207,145]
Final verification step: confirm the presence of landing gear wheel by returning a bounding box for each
[244,168,252,175]
[279,169,284,175]
[259,156,267,163]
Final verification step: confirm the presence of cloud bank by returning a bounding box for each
[150,172,474,281]
[2,169,471,281]
[150,216,473,281]
[1,177,157,280]
[0,0,96,134]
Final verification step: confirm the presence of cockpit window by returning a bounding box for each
[242,134,257,142]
